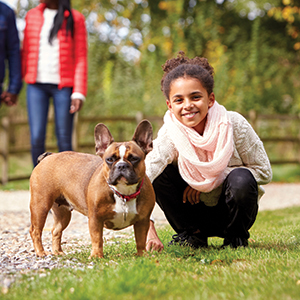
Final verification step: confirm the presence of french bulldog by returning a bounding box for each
[29,120,155,258]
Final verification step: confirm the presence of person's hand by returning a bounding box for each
[183,185,201,205]
[146,220,164,252]
[1,91,18,106]
[69,98,83,114]
[146,236,164,252]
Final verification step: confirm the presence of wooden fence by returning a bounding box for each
[1,110,300,185]
[0,113,163,185]
[247,111,300,165]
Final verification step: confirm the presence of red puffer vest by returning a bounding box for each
[22,3,87,95]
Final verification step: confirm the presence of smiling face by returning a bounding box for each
[166,77,215,135]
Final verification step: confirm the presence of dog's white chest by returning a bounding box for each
[111,194,137,229]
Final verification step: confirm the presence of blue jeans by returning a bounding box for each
[27,83,74,166]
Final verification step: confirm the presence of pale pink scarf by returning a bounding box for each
[164,101,234,193]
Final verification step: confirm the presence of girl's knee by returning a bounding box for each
[227,168,256,188]
[225,168,258,204]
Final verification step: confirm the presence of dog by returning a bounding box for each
[29,120,155,258]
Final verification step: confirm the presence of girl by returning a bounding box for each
[145,52,272,251]
[22,0,87,166]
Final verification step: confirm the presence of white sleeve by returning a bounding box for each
[227,112,272,185]
[145,125,177,183]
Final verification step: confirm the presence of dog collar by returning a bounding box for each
[109,178,145,202]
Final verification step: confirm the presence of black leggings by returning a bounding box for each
[153,165,258,239]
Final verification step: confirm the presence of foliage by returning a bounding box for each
[72,0,300,116]
[1,0,299,120]
[1,0,300,175]
[1,207,300,299]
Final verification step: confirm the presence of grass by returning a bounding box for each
[0,153,31,190]
[0,179,30,191]
[1,207,300,300]
[272,164,300,183]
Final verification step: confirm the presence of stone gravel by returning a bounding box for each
[0,191,167,294]
[1,183,300,293]
[0,210,137,293]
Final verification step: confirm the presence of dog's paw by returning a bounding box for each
[88,252,104,259]
[135,250,146,257]
[36,250,51,257]
[52,250,65,256]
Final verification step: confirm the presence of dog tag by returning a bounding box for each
[122,200,128,222]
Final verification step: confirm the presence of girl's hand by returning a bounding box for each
[146,221,164,252]
[70,98,83,114]
[183,185,201,205]
[146,237,164,252]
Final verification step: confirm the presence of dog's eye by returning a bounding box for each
[105,156,115,165]
[128,155,141,166]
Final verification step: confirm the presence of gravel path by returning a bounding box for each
[1,182,300,293]
[0,189,167,293]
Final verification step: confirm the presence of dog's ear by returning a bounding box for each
[37,152,53,164]
[132,120,153,155]
[94,123,114,157]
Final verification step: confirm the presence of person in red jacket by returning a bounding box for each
[22,0,87,166]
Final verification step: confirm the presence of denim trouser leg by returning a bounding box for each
[153,165,258,240]
[27,83,73,166]
[27,84,50,166]
[52,87,74,153]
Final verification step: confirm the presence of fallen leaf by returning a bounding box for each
[232,259,247,263]
[210,259,224,265]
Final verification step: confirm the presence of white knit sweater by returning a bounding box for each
[36,8,60,84]
[145,111,272,206]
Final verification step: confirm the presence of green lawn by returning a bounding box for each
[1,207,300,300]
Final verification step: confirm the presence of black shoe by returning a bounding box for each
[168,231,208,249]
[222,237,248,248]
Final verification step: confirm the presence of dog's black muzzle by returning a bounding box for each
[108,162,139,185]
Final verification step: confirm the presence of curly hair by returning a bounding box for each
[161,51,215,99]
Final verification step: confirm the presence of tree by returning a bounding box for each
[2,0,300,119]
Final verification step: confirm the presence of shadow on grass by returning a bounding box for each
[250,240,300,251]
